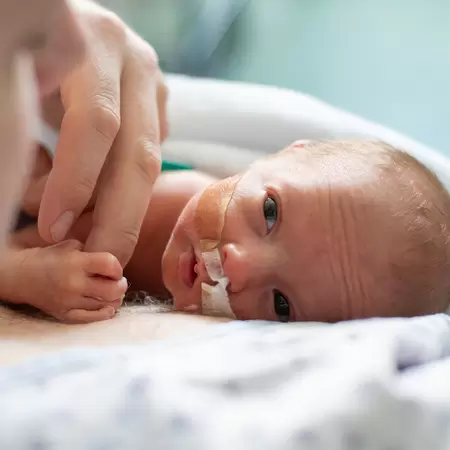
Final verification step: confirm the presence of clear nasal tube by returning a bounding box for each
[201,247,234,318]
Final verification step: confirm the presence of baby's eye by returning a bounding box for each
[263,196,278,233]
[273,290,290,322]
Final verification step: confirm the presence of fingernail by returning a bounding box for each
[51,210,75,242]
[118,277,128,292]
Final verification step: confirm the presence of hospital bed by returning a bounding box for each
[21,75,450,450]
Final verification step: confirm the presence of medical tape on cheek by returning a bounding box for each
[194,175,241,318]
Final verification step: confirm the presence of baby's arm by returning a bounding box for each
[125,170,217,294]
[66,170,217,295]
[5,169,215,321]
[0,240,127,323]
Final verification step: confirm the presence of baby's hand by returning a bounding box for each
[23,240,127,323]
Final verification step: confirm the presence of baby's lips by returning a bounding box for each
[194,251,215,286]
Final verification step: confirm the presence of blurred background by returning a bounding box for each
[99,0,450,155]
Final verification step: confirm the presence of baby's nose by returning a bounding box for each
[222,243,269,293]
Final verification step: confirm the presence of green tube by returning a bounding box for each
[161,160,194,172]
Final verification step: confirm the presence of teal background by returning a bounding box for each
[101,0,450,154]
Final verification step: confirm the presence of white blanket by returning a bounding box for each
[0,315,449,449]
[164,75,450,190]
[41,75,450,187]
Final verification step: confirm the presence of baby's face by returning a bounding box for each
[162,143,386,322]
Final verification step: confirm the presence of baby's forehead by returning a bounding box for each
[251,142,318,177]
[245,149,322,193]
[251,141,380,188]
[249,145,309,180]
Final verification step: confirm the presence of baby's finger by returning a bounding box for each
[84,276,127,302]
[84,252,123,280]
[69,295,122,311]
[64,306,116,324]
[77,297,123,311]
[51,239,83,252]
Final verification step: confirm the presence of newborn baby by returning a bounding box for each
[5,140,450,323]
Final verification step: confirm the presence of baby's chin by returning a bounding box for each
[173,295,201,314]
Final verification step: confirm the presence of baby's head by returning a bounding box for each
[162,140,450,322]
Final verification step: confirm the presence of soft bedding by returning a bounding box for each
[0,315,450,449]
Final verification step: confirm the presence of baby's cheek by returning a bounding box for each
[177,193,202,243]
[229,291,273,321]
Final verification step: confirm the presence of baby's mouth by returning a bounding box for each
[178,245,218,290]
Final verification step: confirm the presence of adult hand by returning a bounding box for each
[38,0,169,266]
[0,0,84,252]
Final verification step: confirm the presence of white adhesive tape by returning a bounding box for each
[201,247,235,319]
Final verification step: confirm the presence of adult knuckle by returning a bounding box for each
[97,10,126,42]
[131,37,159,73]
[88,103,121,144]
[90,88,118,112]
[120,227,140,249]
[143,45,159,72]
[134,138,161,185]
[114,227,140,264]
[58,172,95,209]
[72,173,97,202]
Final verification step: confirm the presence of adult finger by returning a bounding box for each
[38,45,122,244]
[157,72,169,142]
[32,0,86,97]
[84,44,161,266]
